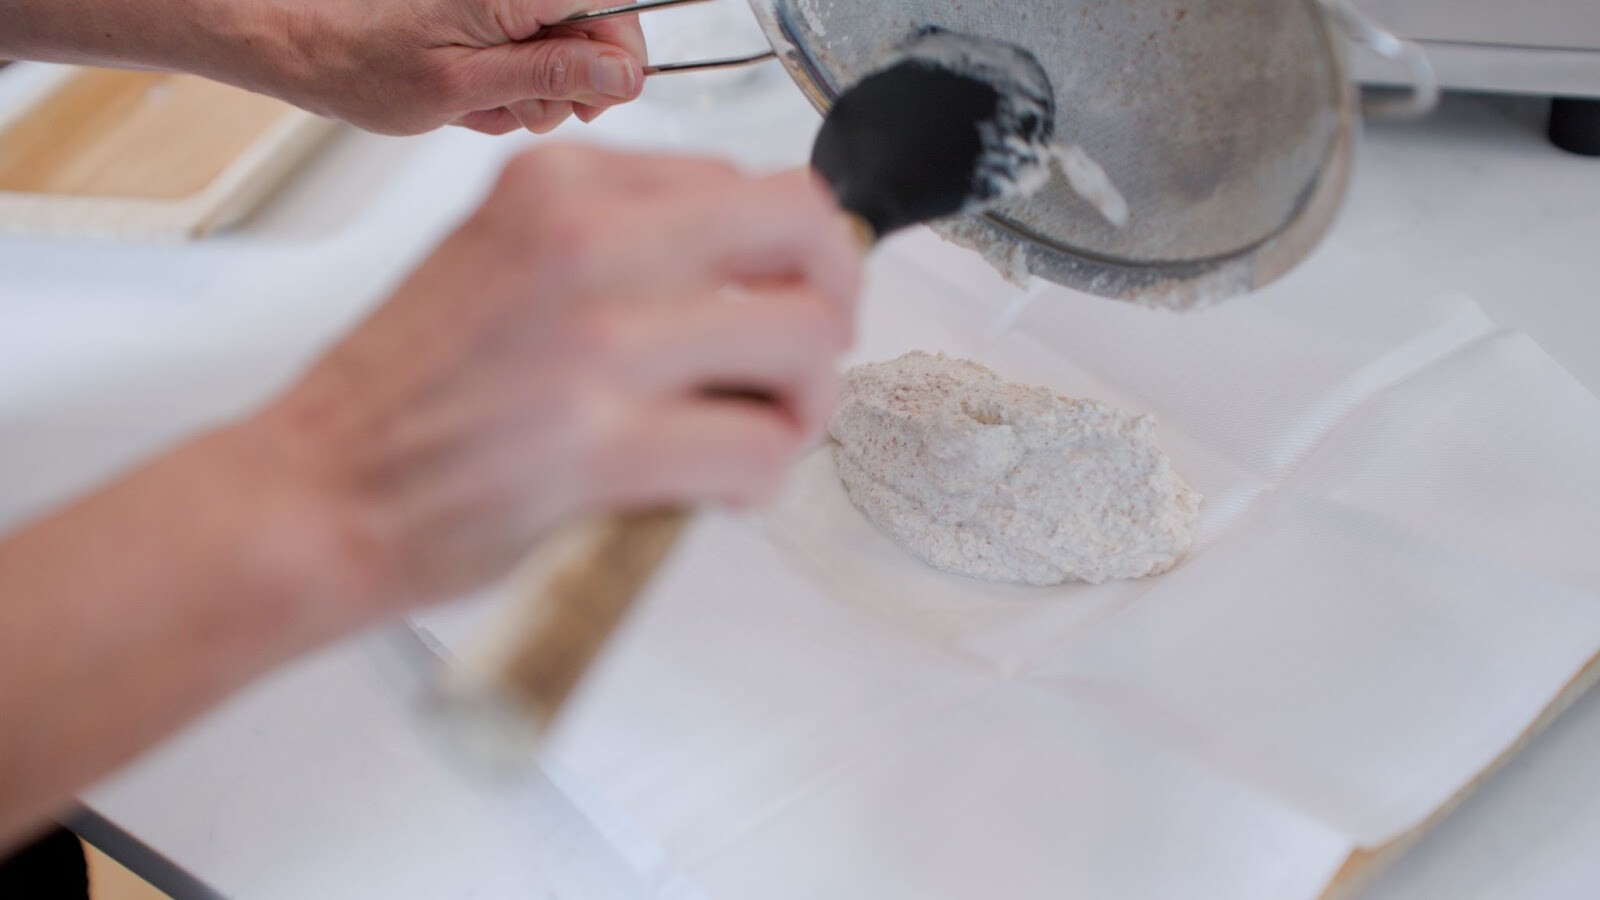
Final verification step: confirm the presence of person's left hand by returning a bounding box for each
[249,0,648,135]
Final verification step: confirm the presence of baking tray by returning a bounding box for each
[0,66,337,240]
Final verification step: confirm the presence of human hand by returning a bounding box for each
[248,145,861,609]
[6,0,646,134]
[249,0,648,134]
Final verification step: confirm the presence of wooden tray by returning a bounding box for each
[0,67,337,239]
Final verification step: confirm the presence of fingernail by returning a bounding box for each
[592,55,637,99]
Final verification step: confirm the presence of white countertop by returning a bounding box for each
[3,59,1600,898]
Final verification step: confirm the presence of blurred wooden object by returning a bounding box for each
[83,841,170,900]
[0,67,336,239]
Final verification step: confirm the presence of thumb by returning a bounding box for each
[469,37,643,109]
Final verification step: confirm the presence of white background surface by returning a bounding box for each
[1,47,1599,900]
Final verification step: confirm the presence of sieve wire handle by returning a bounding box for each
[561,0,779,75]
[1323,0,1439,120]
[563,0,712,24]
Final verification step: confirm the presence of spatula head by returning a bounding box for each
[811,28,1056,239]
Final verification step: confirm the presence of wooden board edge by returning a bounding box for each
[0,72,339,241]
[186,111,340,237]
[1319,648,1600,898]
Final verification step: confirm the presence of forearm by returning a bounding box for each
[0,423,379,848]
[0,0,306,97]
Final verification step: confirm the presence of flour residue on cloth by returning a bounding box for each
[830,352,1200,585]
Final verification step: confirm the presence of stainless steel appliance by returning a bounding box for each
[1353,0,1600,153]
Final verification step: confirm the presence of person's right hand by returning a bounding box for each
[246,145,861,612]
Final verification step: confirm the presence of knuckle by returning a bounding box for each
[534,44,581,97]
[526,102,574,134]
[461,110,516,136]
[499,145,589,213]
[568,307,633,364]
[418,56,469,108]
[538,210,607,285]
[527,115,562,135]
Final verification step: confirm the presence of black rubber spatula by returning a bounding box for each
[812,28,1058,242]
[427,30,1060,770]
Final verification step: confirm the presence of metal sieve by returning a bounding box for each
[572,0,1434,304]
[743,0,1435,307]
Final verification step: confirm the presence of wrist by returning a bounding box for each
[201,412,395,657]
[0,0,268,82]
[190,0,327,110]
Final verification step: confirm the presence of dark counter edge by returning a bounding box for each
[64,805,225,900]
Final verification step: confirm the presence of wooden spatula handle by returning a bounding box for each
[502,508,690,718]
[429,508,691,766]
